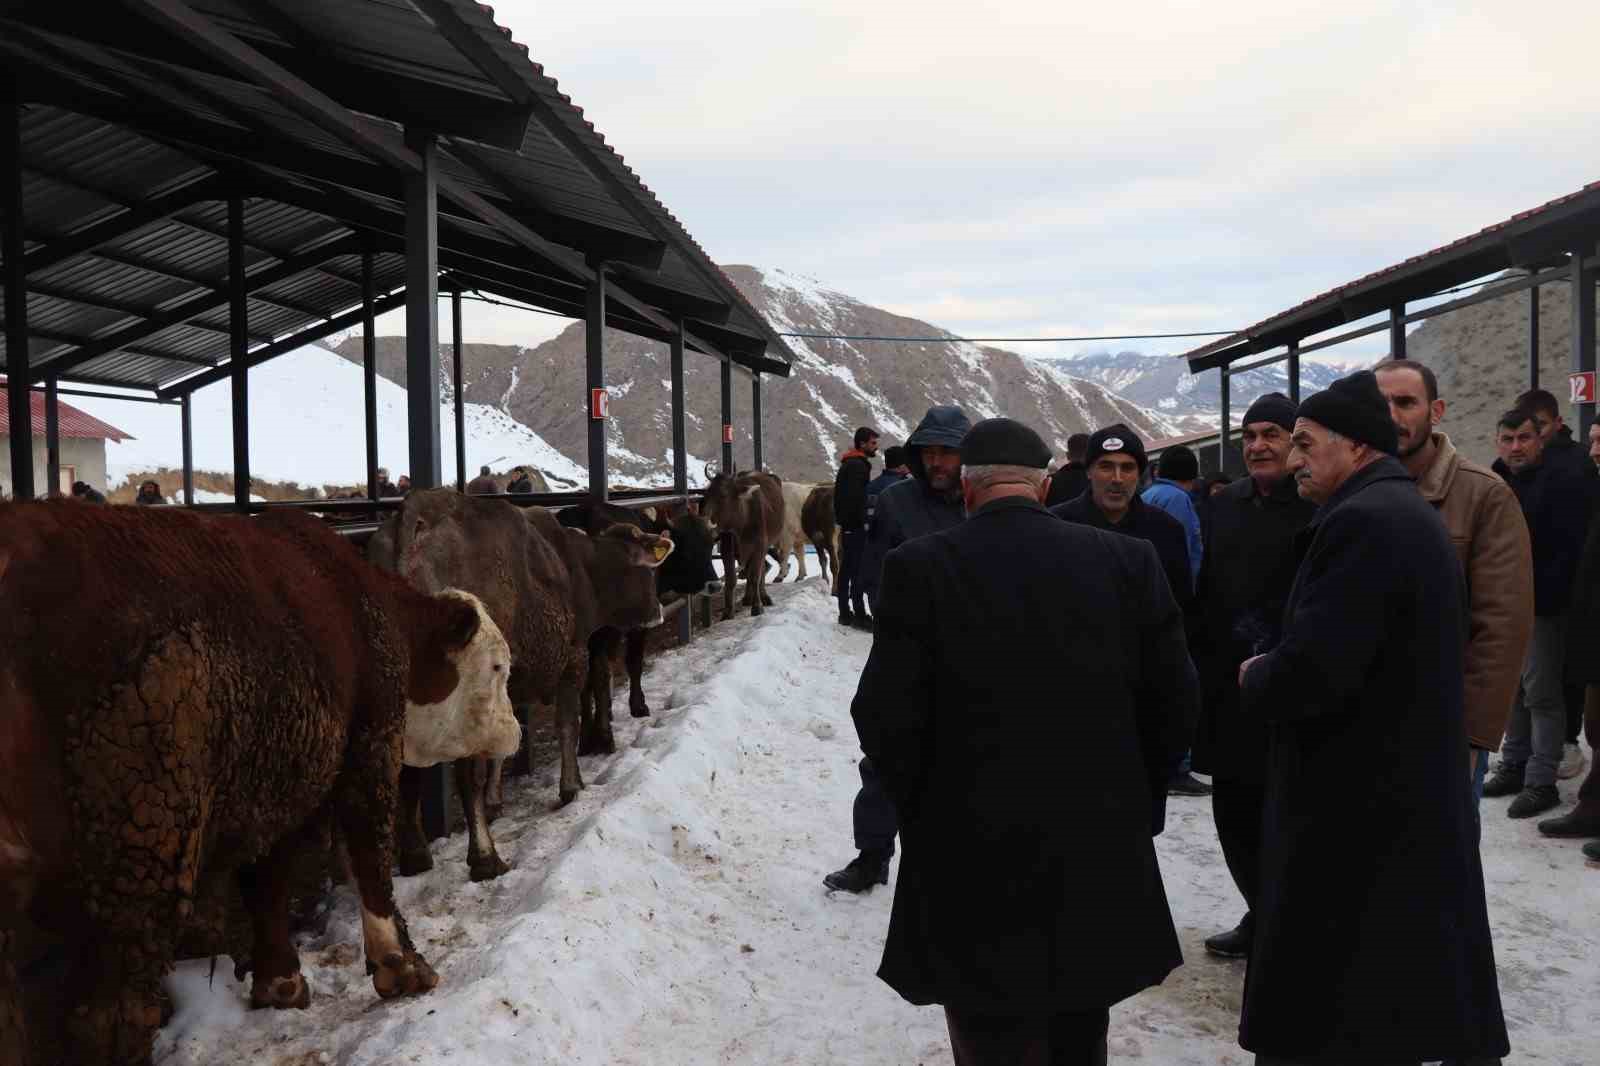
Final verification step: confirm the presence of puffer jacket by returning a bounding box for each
[859,405,972,598]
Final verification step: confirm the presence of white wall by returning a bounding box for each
[0,435,108,498]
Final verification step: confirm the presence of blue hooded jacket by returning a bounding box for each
[860,405,971,598]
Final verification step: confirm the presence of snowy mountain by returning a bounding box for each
[1036,350,1362,428]
[335,266,1185,485]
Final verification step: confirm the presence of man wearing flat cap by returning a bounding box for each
[852,417,1199,1066]
[1235,371,1507,1065]
[1189,392,1316,961]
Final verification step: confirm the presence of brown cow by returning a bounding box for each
[0,503,517,1066]
[801,485,841,593]
[369,490,672,883]
[702,467,786,620]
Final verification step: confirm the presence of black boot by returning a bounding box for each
[1583,839,1600,868]
[1204,914,1253,959]
[837,605,856,626]
[823,849,891,893]
[1481,761,1525,798]
[1538,804,1600,838]
[1507,784,1560,819]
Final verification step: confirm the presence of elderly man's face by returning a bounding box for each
[1288,419,1363,505]
[1089,454,1141,520]
[921,445,961,492]
[1240,421,1292,485]
[1498,419,1544,473]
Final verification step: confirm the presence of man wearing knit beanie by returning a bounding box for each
[1232,369,1506,1062]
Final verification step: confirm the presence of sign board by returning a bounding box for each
[1572,371,1597,405]
[590,388,609,420]
[723,424,734,444]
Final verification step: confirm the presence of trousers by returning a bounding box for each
[945,1006,1110,1066]
[1212,776,1265,917]
[837,529,867,614]
[852,757,898,855]
[1502,614,1567,787]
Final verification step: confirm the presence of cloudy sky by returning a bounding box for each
[382,1,1600,364]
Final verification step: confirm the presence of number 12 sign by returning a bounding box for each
[1572,371,1597,405]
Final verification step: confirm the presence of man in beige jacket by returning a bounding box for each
[1377,360,1535,822]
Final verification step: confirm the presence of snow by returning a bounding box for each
[65,345,587,491]
[152,583,1597,1066]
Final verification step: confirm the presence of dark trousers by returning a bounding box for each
[1577,685,1600,811]
[853,757,898,855]
[945,1006,1109,1066]
[837,529,867,614]
[1212,776,1265,920]
[1567,681,1586,745]
[1257,1058,1500,1066]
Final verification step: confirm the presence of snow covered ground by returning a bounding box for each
[153,581,1598,1065]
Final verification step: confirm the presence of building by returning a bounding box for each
[0,379,131,498]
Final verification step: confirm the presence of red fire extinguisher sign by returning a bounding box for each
[590,388,609,420]
[723,424,734,444]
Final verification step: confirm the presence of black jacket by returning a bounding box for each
[1189,474,1315,782]
[1239,458,1506,1061]
[1567,515,1600,685]
[506,475,534,495]
[1051,491,1192,610]
[1494,456,1591,615]
[859,475,963,598]
[852,496,1197,1015]
[1044,462,1088,509]
[863,469,907,531]
[833,451,873,532]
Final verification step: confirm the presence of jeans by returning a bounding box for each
[1470,747,1489,845]
[1501,614,1567,788]
[837,529,867,615]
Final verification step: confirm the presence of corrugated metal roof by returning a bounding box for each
[0,379,133,440]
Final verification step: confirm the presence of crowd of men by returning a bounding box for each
[830,363,1600,1065]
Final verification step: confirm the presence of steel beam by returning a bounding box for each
[181,393,194,505]
[1529,285,1541,390]
[1217,368,1231,475]
[751,374,763,471]
[21,174,226,276]
[670,323,687,493]
[720,359,734,473]
[1388,304,1406,359]
[405,127,441,490]
[586,265,609,500]
[1573,247,1597,440]
[43,375,60,495]
[3,79,33,500]
[363,250,379,503]
[1287,341,1301,403]
[228,194,250,512]
[452,285,465,493]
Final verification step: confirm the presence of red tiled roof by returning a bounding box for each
[0,380,133,442]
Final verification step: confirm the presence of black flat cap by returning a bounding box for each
[959,418,1053,469]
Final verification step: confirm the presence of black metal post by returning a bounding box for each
[751,373,763,471]
[586,263,608,500]
[670,322,687,494]
[1217,367,1230,474]
[362,249,379,502]
[44,375,59,495]
[3,81,34,501]
[180,393,194,505]
[228,193,250,512]
[404,127,441,491]
[452,285,466,492]
[1389,303,1406,359]
[1529,284,1541,390]
[720,359,734,473]
[1573,247,1597,441]
[1287,342,1301,403]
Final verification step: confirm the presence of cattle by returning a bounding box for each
[369,490,673,884]
[701,466,786,620]
[559,498,719,722]
[801,485,841,593]
[770,481,816,582]
[0,503,517,1066]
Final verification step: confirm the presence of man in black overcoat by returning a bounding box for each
[852,417,1199,1066]
[1237,371,1507,1065]
[1190,393,1315,960]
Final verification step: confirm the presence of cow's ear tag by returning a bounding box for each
[652,543,671,562]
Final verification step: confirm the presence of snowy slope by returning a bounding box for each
[67,344,587,492]
[151,582,1596,1066]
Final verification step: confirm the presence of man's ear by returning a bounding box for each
[1037,474,1053,504]
[1431,398,1446,428]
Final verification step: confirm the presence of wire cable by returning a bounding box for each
[774,329,1239,343]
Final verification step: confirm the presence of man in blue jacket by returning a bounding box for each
[1143,444,1204,588]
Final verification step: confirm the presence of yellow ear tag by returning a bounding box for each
[653,543,671,561]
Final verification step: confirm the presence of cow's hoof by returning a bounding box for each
[761,594,774,606]
[773,574,787,583]
[371,950,438,1000]
[558,785,580,807]
[250,972,311,1011]
[397,848,434,878]
[630,695,651,719]
[468,854,511,882]
[751,605,765,617]
[485,802,503,824]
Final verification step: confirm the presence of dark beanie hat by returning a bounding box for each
[1242,392,1297,431]
[1085,424,1148,470]
[1296,370,1399,456]
[959,418,1052,468]
[883,444,908,469]
[1157,444,1199,481]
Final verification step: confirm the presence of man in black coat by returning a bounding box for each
[1555,422,1600,858]
[1190,393,1315,961]
[1044,432,1089,508]
[1238,371,1507,1065]
[852,417,1198,1066]
[833,426,880,627]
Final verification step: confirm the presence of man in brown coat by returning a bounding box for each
[1377,360,1534,818]
[466,465,501,495]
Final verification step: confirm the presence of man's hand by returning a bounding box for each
[1238,654,1266,688]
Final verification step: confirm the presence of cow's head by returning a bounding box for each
[404,590,521,768]
[590,523,675,629]
[657,512,718,597]
[700,464,744,532]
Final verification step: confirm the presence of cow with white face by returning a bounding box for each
[402,590,521,768]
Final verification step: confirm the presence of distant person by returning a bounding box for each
[376,467,400,498]
[1236,371,1507,1065]
[1376,360,1533,821]
[467,465,500,495]
[71,481,106,504]
[1044,432,1090,508]
[852,416,1197,1066]
[134,480,165,506]
[506,467,535,494]
[832,426,880,628]
[1142,444,1204,585]
[1204,472,1233,497]
[1486,407,1591,818]
[861,445,910,615]
[396,474,412,497]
